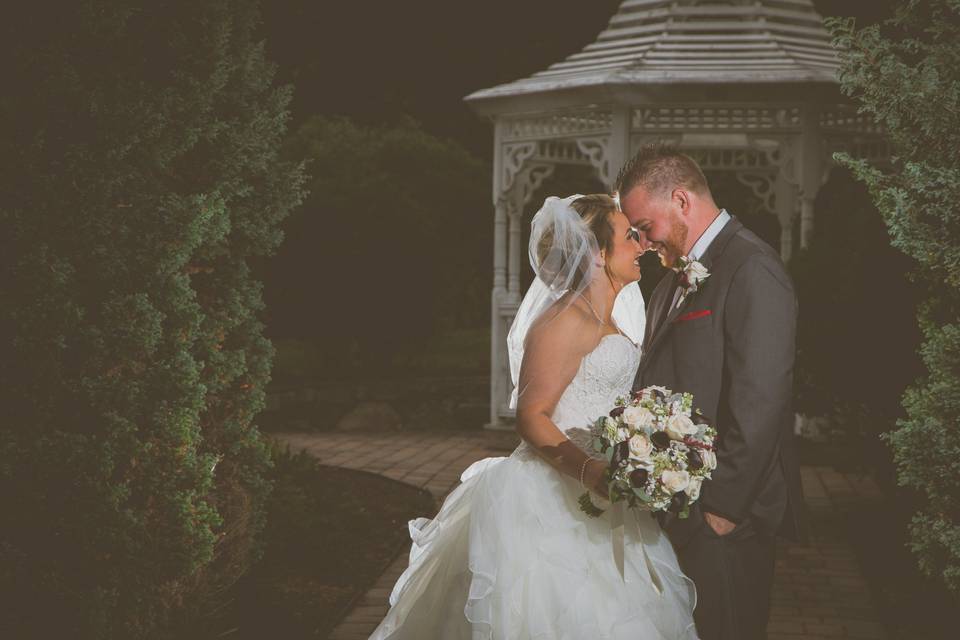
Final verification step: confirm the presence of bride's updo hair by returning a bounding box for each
[536,194,618,291]
[571,194,618,250]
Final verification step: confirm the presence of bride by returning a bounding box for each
[370,194,698,639]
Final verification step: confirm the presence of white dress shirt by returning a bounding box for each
[671,209,731,309]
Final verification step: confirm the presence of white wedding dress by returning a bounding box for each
[370,333,698,639]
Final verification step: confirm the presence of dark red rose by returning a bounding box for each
[609,406,625,418]
[687,449,704,470]
[692,411,709,426]
[630,468,649,488]
[651,431,671,450]
[651,388,666,401]
[612,441,630,468]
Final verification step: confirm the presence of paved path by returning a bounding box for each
[274,431,888,640]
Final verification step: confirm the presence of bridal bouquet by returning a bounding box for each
[579,386,717,519]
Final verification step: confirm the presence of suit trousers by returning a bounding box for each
[675,513,776,640]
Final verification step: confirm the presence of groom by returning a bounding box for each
[617,144,805,640]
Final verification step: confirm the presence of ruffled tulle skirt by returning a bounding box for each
[369,445,699,639]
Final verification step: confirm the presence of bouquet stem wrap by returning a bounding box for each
[611,503,664,595]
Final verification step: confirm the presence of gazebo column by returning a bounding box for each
[507,196,523,302]
[774,172,799,262]
[798,108,825,249]
[608,106,631,191]
[799,196,815,249]
[488,130,555,428]
[492,197,508,296]
[488,194,509,429]
[487,120,525,428]
[506,162,555,301]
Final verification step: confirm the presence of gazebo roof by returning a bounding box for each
[466,0,839,107]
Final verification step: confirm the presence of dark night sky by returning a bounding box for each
[261,0,893,157]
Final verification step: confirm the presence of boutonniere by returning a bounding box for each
[675,256,710,307]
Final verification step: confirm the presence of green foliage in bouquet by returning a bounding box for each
[578,391,716,520]
[0,1,306,636]
[827,0,960,595]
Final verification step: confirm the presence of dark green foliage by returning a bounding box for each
[266,115,489,376]
[0,1,305,636]
[827,0,960,594]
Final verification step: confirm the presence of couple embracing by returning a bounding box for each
[370,144,805,640]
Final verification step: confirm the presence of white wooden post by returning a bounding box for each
[609,106,631,191]
[799,108,823,249]
[488,119,508,428]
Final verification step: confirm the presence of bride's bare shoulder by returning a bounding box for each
[525,301,599,357]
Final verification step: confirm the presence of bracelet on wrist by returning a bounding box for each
[578,457,591,488]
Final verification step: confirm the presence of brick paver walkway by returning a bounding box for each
[274,431,888,640]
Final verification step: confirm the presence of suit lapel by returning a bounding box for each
[640,216,744,367]
[642,271,677,353]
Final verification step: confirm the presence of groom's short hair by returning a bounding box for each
[616,143,711,199]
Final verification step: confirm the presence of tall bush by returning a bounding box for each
[268,115,489,375]
[0,1,305,635]
[828,0,960,594]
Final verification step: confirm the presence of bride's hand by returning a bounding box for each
[582,458,609,499]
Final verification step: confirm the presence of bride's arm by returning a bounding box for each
[514,311,607,497]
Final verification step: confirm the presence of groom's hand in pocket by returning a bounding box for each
[704,511,736,536]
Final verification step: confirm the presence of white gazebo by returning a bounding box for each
[465,0,887,428]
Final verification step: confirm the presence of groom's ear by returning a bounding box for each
[671,188,691,216]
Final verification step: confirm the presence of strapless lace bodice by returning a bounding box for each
[552,333,641,432]
[512,333,641,459]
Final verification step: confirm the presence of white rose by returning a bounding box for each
[701,449,717,470]
[665,414,697,440]
[661,469,691,494]
[688,261,709,278]
[622,405,655,429]
[685,262,710,289]
[688,475,703,501]
[628,434,653,461]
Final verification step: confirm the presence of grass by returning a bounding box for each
[189,448,435,639]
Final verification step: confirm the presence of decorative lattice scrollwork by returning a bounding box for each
[736,172,777,213]
[501,109,612,141]
[632,106,802,131]
[686,148,778,171]
[820,107,884,134]
[521,164,556,208]
[501,142,537,195]
[575,137,612,186]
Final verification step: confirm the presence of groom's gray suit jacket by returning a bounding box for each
[634,215,806,545]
